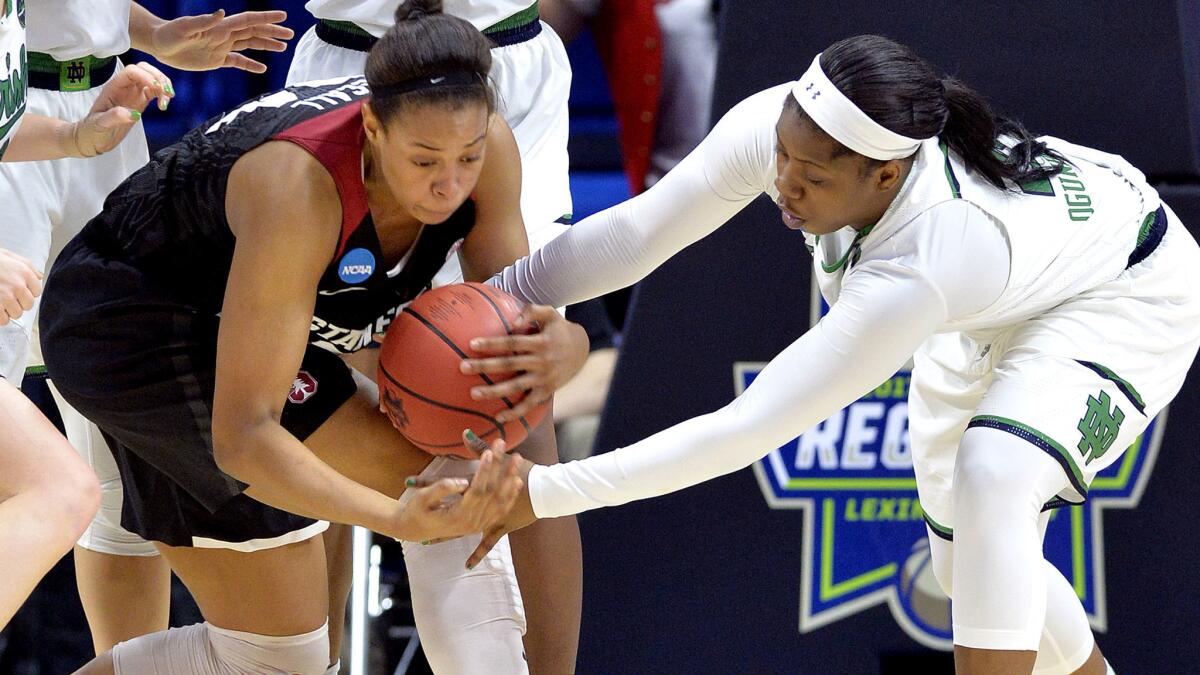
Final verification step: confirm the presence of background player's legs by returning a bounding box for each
[0,378,100,629]
[506,418,583,674]
[951,425,1077,674]
[321,522,353,667]
[73,548,171,654]
[49,380,171,652]
[305,373,581,673]
[75,537,333,675]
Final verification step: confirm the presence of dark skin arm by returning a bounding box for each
[459,117,591,420]
[213,141,519,543]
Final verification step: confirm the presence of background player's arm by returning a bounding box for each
[128,4,293,74]
[214,142,495,543]
[1,63,171,162]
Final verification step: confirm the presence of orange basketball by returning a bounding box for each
[377,283,549,458]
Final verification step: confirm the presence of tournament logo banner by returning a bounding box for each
[734,290,1164,649]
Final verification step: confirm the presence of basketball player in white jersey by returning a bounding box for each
[0,0,173,630]
[0,0,294,654]
[469,35,1200,674]
[286,3,582,669]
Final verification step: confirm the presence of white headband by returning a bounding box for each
[791,53,926,161]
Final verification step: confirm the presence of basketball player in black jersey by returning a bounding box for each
[42,3,587,673]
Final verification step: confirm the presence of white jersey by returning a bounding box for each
[305,0,532,36]
[26,0,130,60]
[491,82,1183,519]
[0,0,25,157]
[823,130,1158,335]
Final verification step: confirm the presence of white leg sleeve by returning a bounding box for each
[402,459,528,675]
[931,517,1096,672]
[112,621,329,675]
[1032,561,1096,674]
[951,426,1072,651]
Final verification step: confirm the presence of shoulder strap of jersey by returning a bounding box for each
[273,101,369,259]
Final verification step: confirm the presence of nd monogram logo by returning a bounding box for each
[1078,391,1124,465]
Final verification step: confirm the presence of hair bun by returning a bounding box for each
[394,0,443,23]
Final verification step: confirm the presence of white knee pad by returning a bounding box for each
[112,621,330,675]
[48,380,157,556]
[402,457,528,674]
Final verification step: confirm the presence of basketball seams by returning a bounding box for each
[377,359,506,446]
[462,283,515,334]
[403,305,523,413]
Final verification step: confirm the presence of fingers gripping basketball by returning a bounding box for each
[377,283,550,457]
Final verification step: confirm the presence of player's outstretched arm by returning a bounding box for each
[129,4,294,73]
[466,263,949,566]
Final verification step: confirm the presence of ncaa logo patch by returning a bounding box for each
[735,286,1165,649]
[289,370,318,404]
[338,247,375,284]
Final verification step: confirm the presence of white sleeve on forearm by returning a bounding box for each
[490,86,786,307]
[527,261,950,518]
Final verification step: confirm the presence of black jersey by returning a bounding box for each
[79,76,473,355]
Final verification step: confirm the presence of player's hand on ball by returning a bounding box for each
[0,248,41,325]
[396,434,524,543]
[69,62,174,158]
[462,430,537,569]
[459,304,590,423]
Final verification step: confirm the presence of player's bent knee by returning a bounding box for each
[953,430,1048,517]
[44,469,101,544]
[112,621,329,675]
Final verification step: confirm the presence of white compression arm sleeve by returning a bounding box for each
[528,262,949,518]
[490,85,785,306]
[526,197,1011,519]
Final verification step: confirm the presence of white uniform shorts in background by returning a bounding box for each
[910,206,1200,538]
[0,68,149,382]
[286,6,573,288]
[0,59,152,554]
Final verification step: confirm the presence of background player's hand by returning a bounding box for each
[69,62,173,157]
[461,430,536,569]
[0,249,42,325]
[148,9,294,73]
[459,304,590,422]
[393,438,523,544]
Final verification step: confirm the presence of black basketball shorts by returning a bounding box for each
[40,235,357,549]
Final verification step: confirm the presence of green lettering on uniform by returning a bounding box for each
[911,499,924,521]
[1064,193,1092,208]
[845,499,860,521]
[1077,391,1124,465]
[1056,162,1093,221]
[1069,207,1095,222]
